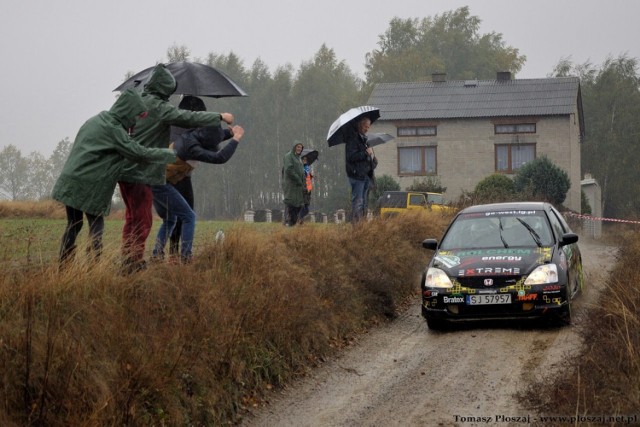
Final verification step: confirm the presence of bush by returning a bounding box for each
[513,156,570,206]
[405,176,447,193]
[473,174,516,204]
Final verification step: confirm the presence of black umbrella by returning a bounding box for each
[301,149,319,165]
[113,61,248,98]
[326,106,380,147]
[366,132,395,147]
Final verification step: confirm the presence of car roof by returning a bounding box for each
[458,202,552,214]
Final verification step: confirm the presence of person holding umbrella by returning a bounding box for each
[327,106,381,224]
[116,63,235,273]
[51,89,177,266]
[345,116,378,223]
[282,142,305,226]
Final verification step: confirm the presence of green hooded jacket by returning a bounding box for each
[283,143,305,207]
[51,89,177,216]
[118,63,223,185]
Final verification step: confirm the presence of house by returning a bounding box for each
[366,72,585,212]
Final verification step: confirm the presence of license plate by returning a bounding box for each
[466,294,512,305]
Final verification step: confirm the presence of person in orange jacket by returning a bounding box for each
[298,154,314,224]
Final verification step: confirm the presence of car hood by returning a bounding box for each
[431,246,555,277]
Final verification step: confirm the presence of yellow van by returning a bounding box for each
[378,191,448,217]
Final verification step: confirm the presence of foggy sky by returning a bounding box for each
[1,0,638,156]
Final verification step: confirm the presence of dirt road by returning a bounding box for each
[241,239,615,427]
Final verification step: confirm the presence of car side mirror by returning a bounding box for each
[422,239,438,250]
[559,232,579,247]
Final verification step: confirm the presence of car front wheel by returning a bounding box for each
[426,316,448,331]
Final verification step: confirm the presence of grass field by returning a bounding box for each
[0,218,284,265]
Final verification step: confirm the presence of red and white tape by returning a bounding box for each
[565,212,640,224]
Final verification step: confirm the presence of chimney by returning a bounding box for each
[432,72,446,83]
[497,71,512,82]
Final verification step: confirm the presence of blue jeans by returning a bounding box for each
[349,176,370,223]
[151,184,196,259]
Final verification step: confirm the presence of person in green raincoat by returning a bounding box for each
[116,63,235,271]
[51,89,176,265]
[282,142,305,226]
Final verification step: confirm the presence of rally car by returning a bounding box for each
[420,202,584,330]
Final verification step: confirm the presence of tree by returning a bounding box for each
[49,137,72,182]
[0,145,28,200]
[24,152,52,200]
[553,55,640,217]
[364,7,526,88]
[167,44,191,62]
[513,156,570,207]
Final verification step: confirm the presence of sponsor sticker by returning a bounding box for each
[435,254,460,268]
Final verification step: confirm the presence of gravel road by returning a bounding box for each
[241,238,615,427]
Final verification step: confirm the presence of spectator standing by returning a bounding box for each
[282,142,305,226]
[152,123,244,262]
[345,117,377,223]
[52,89,176,265]
[116,64,234,272]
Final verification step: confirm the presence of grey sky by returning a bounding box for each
[1,0,638,156]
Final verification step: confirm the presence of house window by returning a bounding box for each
[397,126,437,136]
[495,123,536,134]
[398,146,437,175]
[495,144,535,173]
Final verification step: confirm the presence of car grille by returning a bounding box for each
[456,275,524,289]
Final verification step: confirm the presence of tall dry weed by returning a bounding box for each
[0,211,449,425]
[0,200,65,219]
[524,229,640,417]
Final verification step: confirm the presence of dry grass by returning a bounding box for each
[0,209,451,426]
[0,200,66,219]
[523,229,640,420]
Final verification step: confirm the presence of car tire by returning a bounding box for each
[556,288,573,326]
[426,316,448,331]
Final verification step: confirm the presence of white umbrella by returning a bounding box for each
[326,106,380,147]
[366,132,394,147]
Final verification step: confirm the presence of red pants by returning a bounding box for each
[118,181,153,263]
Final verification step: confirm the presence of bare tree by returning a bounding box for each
[0,144,29,200]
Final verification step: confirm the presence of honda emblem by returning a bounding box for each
[483,278,493,287]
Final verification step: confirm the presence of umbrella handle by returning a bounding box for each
[367,144,375,158]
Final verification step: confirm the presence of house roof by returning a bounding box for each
[367,77,582,122]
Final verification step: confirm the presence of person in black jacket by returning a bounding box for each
[345,117,377,223]
[151,121,245,263]
[166,96,226,257]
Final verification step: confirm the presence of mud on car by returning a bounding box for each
[420,202,584,330]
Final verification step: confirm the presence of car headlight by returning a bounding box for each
[524,264,558,285]
[425,267,453,288]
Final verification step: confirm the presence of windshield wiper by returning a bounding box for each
[516,217,542,247]
[498,218,509,248]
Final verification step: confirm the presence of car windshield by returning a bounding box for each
[439,211,554,250]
